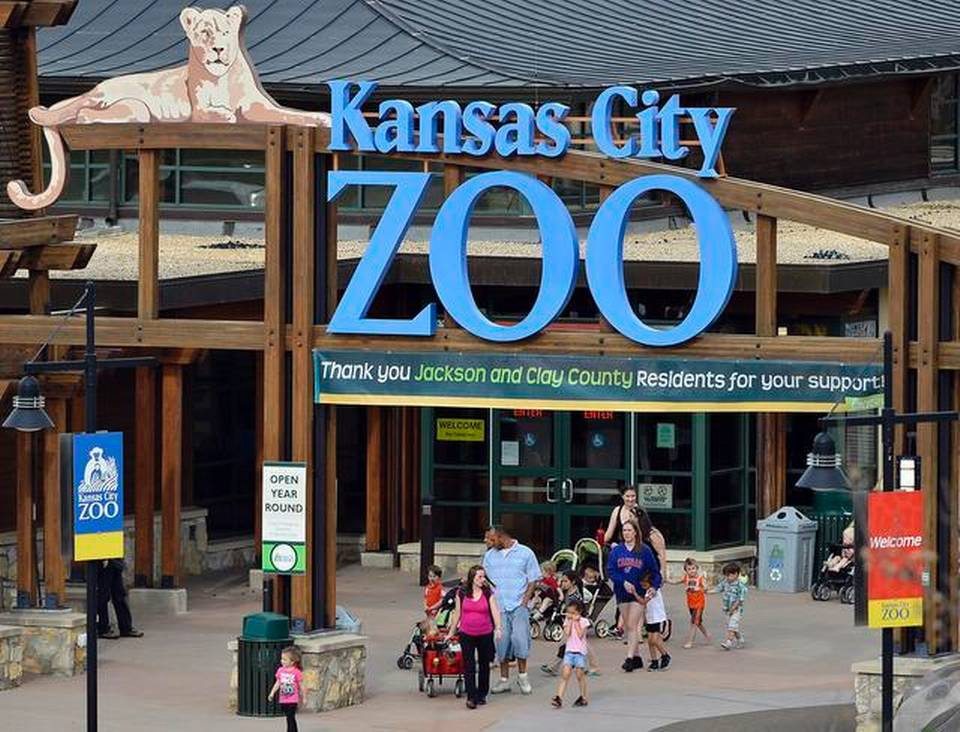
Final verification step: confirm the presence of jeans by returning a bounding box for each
[459,632,495,703]
[495,606,531,661]
[280,703,298,732]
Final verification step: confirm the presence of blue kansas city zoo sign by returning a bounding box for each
[73,431,124,561]
[324,82,737,347]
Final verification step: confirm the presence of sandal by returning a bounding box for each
[573,697,588,707]
[551,696,562,708]
[683,642,693,649]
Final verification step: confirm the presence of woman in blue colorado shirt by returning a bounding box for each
[606,519,661,672]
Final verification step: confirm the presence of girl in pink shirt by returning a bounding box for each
[552,599,590,709]
[446,565,503,709]
[268,646,303,732]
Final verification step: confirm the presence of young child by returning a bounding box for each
[424,565,444,619]
[718,562,747,650]
[580,563,601,606]
[670,557,711,648]
[532,561,560,620]
[268,646,303,732]
[541,571,601,677]
[637,571,671,671]
[551,599,590,709]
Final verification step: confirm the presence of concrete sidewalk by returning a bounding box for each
[0,565,874,731]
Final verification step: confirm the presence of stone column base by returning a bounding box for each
[852,653,960,730]
[360,551,396,569]
[228,631,366,713]
[0,625,25,689]
[0,609,85,677]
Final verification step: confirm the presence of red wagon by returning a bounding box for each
[418,633,465,698]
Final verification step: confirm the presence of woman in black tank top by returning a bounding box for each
[604,485,639,546]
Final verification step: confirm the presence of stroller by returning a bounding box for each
[418,631,465,698]
[811,541,855,604]
[396,583,458,670]
[530,548,576,641]
[574,537,616,639]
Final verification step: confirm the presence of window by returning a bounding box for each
[707,414,749,548]
[931,74,959,174]
[429,408,489,540]
[635,413,694,548]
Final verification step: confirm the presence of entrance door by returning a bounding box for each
[492,409,630,559]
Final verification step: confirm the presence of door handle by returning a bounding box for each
[562,478,574,503]
[545,477,558,503]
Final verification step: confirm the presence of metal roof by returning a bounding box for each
[37,0,960,92]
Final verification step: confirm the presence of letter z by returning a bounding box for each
[327,171,436,335]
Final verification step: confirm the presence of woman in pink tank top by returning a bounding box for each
[446,565,502,709]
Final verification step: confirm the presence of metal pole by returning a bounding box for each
[419,497,434,587]
[83,281,98,732]
[880,330,894,732]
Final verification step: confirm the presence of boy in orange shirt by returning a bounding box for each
[670,557,711,648]
[424,565,444,618]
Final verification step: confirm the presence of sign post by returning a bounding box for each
[261,462,307,575]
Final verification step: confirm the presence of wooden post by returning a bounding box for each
[160,363,182,588]
[951,264,960,652]
[443,164,463,196]
[42,398,66,607]
[888,225,910,456]
[253,352,263,557]
[134,366,156,587]
[755,215,785,515]
[138,149,160,319]
[291,127,315,626]
[262,126,286,612]
[325,155,340,631]
[28,270,49,315]
[916,232,939,651]
[365,406,383,552]
[16,431,35,606]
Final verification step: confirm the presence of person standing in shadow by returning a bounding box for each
[96,559,143,639]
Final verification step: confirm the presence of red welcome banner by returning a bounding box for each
[866,491,924,628]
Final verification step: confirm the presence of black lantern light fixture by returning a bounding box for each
[795,430,851,492]
[2,374,54,432]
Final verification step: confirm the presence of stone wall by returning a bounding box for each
[0,507,208,590]
[852,655,960,731]
[0,626,24,690]
[0,610,85,677]
[228,632,366,714]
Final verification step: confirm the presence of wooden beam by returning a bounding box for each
[324,406,337,628]
[443,165,463,196]
[0,249,19,277]
[16,243,96,270]
[28,270,49,315]
[16,431,35,606]
[138,149,160,319]
[0,215,77,249]
[160,364,182,588]
[134,367,156,587]
[365,407,383,552]
[290,127,315,626]
[755,215,777,337]
[253,352,263,557]
[888,225,910,456]
[916,232,939,650]
[42,398,66,606]
[22,26,42,194]
[262,126,285,460]
[62,123,268,151]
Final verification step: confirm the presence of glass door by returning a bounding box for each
[493,409,630,558]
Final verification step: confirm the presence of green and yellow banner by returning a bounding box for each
[314,350,882,412]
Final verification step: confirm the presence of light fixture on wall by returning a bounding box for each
[795,430,851,492]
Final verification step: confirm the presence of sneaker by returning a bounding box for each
[621,658,635,672]
[720,640,733,650]
[659,654,671,670]
[648,659,660,671]
[540,663,558,676]
[517,673,533,695]
[120,628,144,638]
[476,697,487,706]
[466,700,477,710]
[573,696,588,707]
[632,655,644,670]
[551,696,562,708]
[491,677,512,694]
[98,629,119,640]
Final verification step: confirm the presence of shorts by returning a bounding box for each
[644,621,668,635]
[496,605,532,661]
[727,610,743,633]
[562,651,588,670]
[688,606,704,625]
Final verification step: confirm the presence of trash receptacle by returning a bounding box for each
[237,612,292,717]
[756,507,819,593]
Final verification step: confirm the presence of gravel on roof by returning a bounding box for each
[42,199,960,282]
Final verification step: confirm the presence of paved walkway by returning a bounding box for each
[1,565,873,731]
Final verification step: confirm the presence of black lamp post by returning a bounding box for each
[796,431,850,492]
[818,330,960,732]
[3,281,154,732]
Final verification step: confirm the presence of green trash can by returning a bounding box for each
[237,612,292,717]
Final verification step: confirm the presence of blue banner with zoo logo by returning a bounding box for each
[73,432,124,561]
